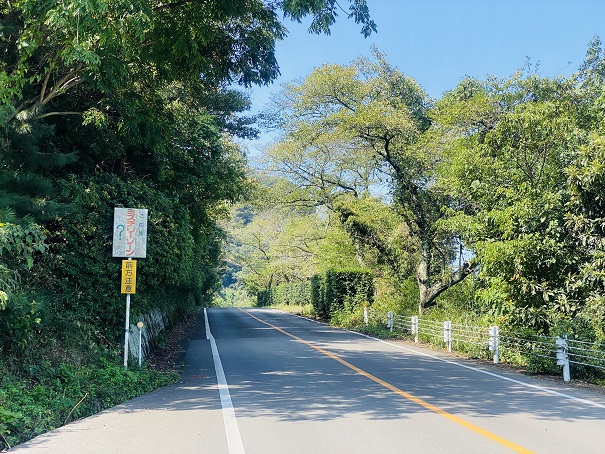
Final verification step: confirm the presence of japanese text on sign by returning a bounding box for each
[113,208,148,258]
[121,260,137,294]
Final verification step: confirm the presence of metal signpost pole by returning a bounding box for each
[124,288,131,368]
[120,258,137,368]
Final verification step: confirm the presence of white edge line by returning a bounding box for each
[361,332,605,410]
[204,308,246,454]
[265,308,605,410]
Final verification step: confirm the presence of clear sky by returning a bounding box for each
[243,0,605,155]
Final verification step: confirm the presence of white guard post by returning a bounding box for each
[387,311,394,332]
[137,321,144,367]
[443,321,452,353]
[556,335,571,382]
[411,316,419,343]
[488,326,499,364]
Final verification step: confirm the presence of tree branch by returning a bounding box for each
[154,0,197,11]
[40,69,52,105]
[33,111,82,120]
[9,64,84,124]
[41,64,84,105]
[423,260,478,309]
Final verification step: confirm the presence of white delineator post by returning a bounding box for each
[363,305,369,326]
[411,316,419,343]
[137,321,144,367]
[444,321,452,353]
[489,326,499,364]
[556,335,571,382]
[387,311,394,332]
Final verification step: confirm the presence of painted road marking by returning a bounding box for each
[287,310,605,410]
[241,308,534,454]
[205,308,246,454]
[359,333,605,410]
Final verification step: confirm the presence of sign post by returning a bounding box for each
[121,259,137,368]
[113,208,148,369]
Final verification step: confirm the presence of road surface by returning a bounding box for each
[12,307,605,453]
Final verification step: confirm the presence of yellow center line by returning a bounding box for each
[240,308,534,454]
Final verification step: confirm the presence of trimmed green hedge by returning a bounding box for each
[257,289,270,307]
[257,281,311,307]
[258,270,374,320]
[312,270,374,319]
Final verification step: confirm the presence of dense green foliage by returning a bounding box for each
[0,0,376,448]
[311,270,374,319]
[238,37,605,355]
[258,281,311,307]
[257,269,373,321]
[431,57,605,340]
[263,49,474,313]
[0,357,176,449]
[223,172,377,294]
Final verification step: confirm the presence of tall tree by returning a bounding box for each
[433,71,585,329]
[564,136,605,323]
[559,37,605,330]
[265,49,473,313]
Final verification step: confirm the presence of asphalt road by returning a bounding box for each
[12,307,605,453]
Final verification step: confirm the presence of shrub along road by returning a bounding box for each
[12,308,605,453]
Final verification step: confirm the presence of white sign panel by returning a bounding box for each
[112,208,148,258]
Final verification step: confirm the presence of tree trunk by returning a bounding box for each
[416,238,431,314]
[416,237,476,314]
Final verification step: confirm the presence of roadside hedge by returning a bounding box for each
[257,281,311,307]
[258,270,374,320]
[312,270,374,319]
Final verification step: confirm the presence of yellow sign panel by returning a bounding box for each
[121,260,137,294]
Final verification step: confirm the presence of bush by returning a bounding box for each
[310,274,324,316]
[372,276,418,315]
[312,270,374,320]
[272,281,312,306]
[257,281,312,307]
[257,290,269,307]
[0,292,43,353]
[257,270,374,321]
[0,355,177,450]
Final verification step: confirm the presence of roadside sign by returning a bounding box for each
[121,260,137,294]
[114,208,147,368]
[113,208,148,258]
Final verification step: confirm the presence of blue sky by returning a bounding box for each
[243,0,605,154]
